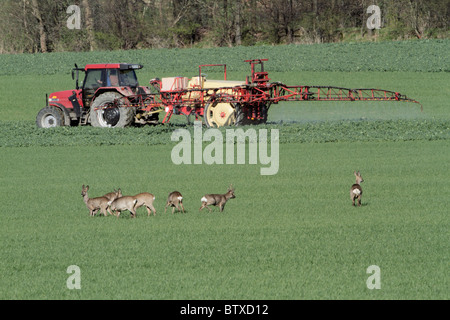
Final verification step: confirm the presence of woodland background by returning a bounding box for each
[0,0,448,53]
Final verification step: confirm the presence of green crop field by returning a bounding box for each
[0,40,449,300]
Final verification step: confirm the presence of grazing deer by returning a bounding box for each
[102,189,122,215]
[199,185,235,212]
[165,191,185,214]
[350,171,364,206]
[109,192,156,218]
[108,196,138,218]
[133,192,157,216]
[81,185,110,217]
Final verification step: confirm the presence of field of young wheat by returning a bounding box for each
[0,40,447,77]
[0,40,448,301]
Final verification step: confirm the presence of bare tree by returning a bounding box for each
[31,0,47,52]
[82,0,96,51]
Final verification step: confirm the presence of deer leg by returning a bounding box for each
[107,206,114,216]
[146,205,156,216]
[180,202,185,213]
[200,203,211,212]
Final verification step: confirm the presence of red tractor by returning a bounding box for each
[36,63,154,128]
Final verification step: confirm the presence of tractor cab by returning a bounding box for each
[77,63,142,108]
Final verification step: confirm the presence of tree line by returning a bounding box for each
[0,0,448,53]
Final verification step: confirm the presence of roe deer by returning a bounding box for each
[81,185,110,217]
[102,189,122,215]
[165,191,185,214]
[103,189,122,201]
[109,192,156,218]
[199,185,235,212]
[108,196,138,218]
[133,192,157,216]
[350,171,364,206]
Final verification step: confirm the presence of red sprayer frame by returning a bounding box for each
[103,59,422,126]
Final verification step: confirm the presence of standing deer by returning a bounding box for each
[165,191,185,214]
[81,185,110,217]
[108,196,138,218]
[199,185,235,212]
[102,188,122,215]
[350,171,364,206]
[133,192,157,216]
[108,192,156,218]
[103,189,122,202]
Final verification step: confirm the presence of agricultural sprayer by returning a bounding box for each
[36,59,421,128]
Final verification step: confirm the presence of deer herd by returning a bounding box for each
[81,184,236,218]
[81,171,363,218]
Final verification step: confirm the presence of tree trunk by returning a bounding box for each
[31,0,47,52]
[235,0,242,45]
[82,0,96,51]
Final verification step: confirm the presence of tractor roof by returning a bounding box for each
[84,63,143,71]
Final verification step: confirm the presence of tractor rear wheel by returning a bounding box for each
[36,106,64,128]
[204,95,237,128]
[90,92,135,128]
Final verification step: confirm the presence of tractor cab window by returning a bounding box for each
[119,69,138,87]
[83,68,139,89]
[83,69,121,88]
[109,69,119,86]
[83,69,105,89]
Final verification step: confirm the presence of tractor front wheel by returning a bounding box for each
[90,92,135,128]
[36,106,64,128]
